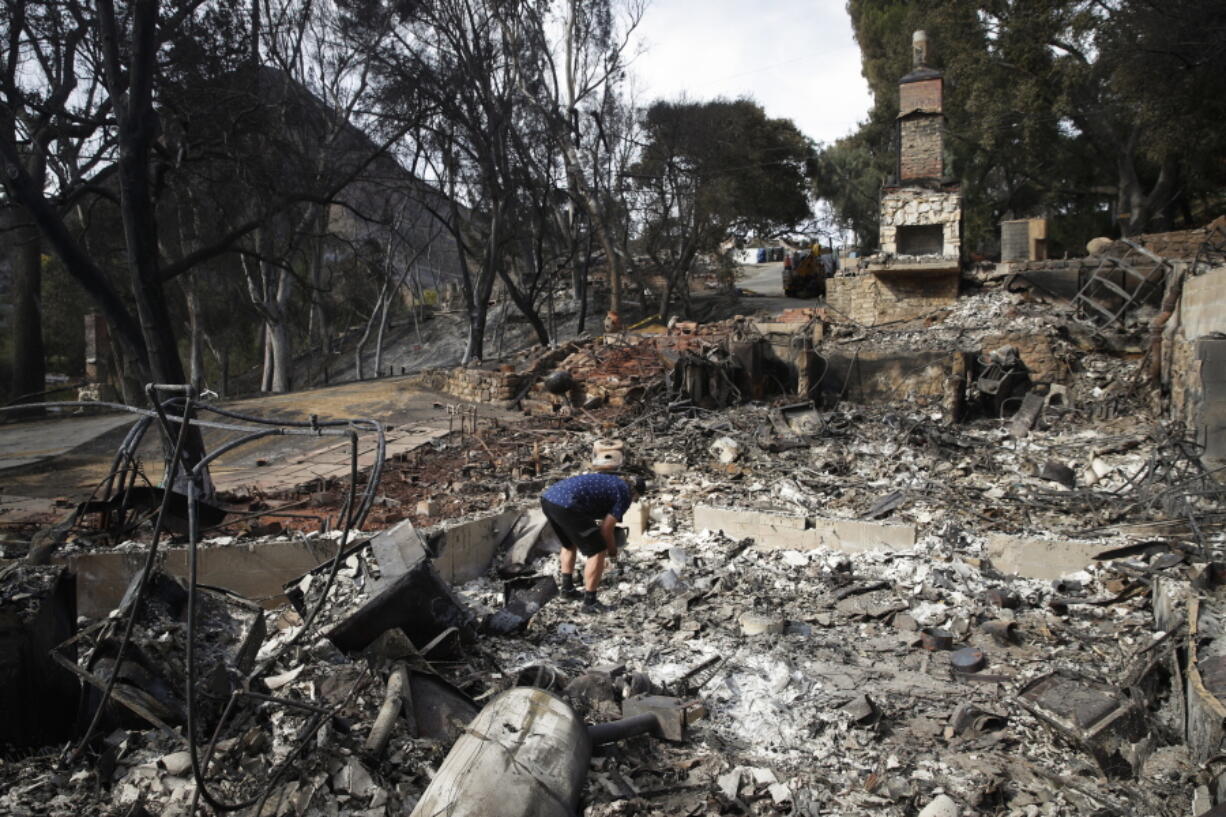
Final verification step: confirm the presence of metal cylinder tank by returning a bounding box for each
[408,687,591,817]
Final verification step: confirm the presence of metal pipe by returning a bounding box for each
[586,712,659,745]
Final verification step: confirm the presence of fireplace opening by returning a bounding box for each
[896,224,944,256]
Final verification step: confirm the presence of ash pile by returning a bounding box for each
[3,239,1226,817]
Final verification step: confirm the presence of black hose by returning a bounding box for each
[587,713,659,745]
[29,387,389,808]
[65,389,195,762]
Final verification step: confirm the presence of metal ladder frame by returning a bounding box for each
[1072,238,1170,334]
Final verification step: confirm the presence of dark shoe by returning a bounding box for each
[560,585,583,600]
[581,599,613,614]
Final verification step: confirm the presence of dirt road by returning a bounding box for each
[735,261,819,313]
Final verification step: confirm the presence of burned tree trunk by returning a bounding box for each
[6,201,46,411]
[308,204,331,355]
[184,280,206,393]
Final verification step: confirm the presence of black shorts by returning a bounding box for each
[541,498,608,557]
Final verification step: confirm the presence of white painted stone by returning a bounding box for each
[739,612,785,636]
[717,770,742,800]
[918,794,960,817]
[710,436,742,463]
[769,783,792,804]
[159,752,192,776]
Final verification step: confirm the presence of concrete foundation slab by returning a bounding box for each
[1197,338,1226,465]
[624,501,650,545]
[429,510,518,583]
[1180,267,1226,340]
[33,507,519,618]
[693,504,916,553]
[67,538,345,617]
[370,520,429,590]
[985,534,1105,580]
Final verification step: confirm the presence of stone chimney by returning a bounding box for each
[826,31,963,327]
[897,30,944,183]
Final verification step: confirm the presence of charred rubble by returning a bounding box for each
[1,220,1226,817]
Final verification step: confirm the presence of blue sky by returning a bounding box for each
[631,0,872,146]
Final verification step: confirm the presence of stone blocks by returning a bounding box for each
[879,188,962,258]
[827,272,959,327]
[441,367,522,403]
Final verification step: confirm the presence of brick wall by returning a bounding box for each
[827,272,959,327]
[899,77,942,113]
[900,115,943,181]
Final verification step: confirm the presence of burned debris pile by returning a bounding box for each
[0,564,78,750]
[1,226,1226,817]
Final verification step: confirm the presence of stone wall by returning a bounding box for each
[412,366,523,404]
[1008,257,1161,304]
[879,188,962,258]
[827,272,959,327]
[1169,329,1197,434]
[1101,218,1225,262]
[819,347,962,409]
[980,331,1068,384]
[899,115,944,181]
[443,367,522,403]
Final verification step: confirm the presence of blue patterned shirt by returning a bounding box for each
[542,473,631,521]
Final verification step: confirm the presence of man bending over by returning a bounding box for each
[540,460,644,614]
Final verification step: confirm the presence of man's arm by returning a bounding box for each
[600,514,619,557]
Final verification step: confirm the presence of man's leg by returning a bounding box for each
[583,550,607,591]
[558,546,581,598]
[543,499,584,599]
[580,549,613,612]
